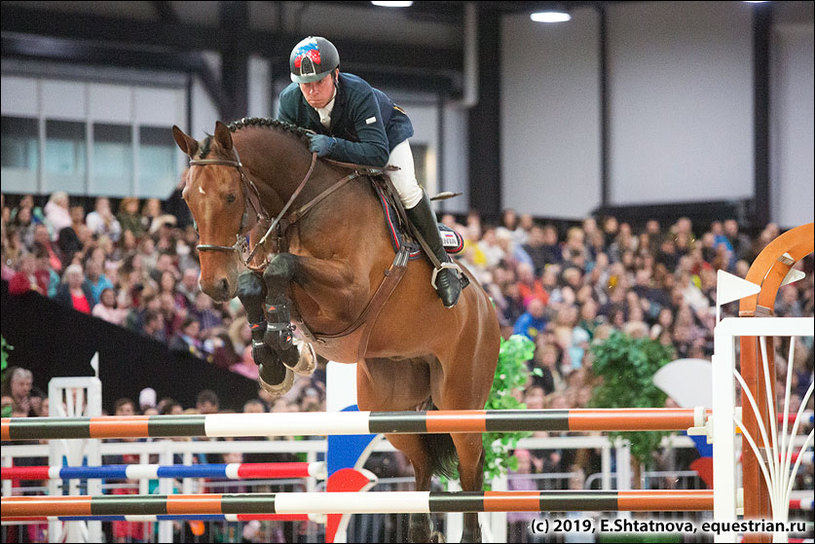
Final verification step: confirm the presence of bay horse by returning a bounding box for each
[173,119,500,542]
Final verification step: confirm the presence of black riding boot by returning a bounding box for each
[406,192,462,308]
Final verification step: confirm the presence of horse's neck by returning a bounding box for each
[236,133,313,210]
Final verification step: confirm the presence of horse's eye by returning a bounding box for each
[226,194,237,204]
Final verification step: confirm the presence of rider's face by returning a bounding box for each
[299,71,336,109]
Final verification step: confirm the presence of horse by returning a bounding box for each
[173,118,500,542]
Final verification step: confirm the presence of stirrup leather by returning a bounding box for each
[430,261,463,290]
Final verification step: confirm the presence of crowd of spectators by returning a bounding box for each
[2,190,813,542]
[2,190,813,417]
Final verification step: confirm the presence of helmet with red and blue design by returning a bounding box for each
[289,36,340,84]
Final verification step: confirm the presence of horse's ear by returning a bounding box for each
[172,126,198,157]
[214,121,233,152]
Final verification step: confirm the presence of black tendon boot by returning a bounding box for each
[405,192,462,308]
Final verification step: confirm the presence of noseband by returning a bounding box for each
[188,150,263,261]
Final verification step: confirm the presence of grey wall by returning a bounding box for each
[500,6,602,221]
[500,1,814,229]
[608,1,753,205]
[771,23,815,227]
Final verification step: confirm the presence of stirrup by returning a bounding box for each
[430,261,463,290]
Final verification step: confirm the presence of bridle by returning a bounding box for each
[187,147,320,271]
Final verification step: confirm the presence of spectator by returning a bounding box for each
[11,205,37,249]
[32,223,63,273]
[196,390,220,414]
[232,346,260,381]
[177,267,201,308]
[515,262,549,309]
[34,244,61,297]
[170,317,205,358]
[138,387,157,413]
[117,197,146,239]
[92,287,128,326]
[513,298,547,341]
[54,263,94,314]
[496,208,527,248]
[158,269,187,310]
[1,367,35,417]
[189,291,223,335]
[523,225,562,274]
[8,252,47,295]
[149,252,178,285]
[84,258,114,306]
[159,291,186,340]
[85,197,122,242]
[723,219,752,262]
[141,309,167,343]
[43,191,72,240]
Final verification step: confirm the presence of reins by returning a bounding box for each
[189,147,359,273]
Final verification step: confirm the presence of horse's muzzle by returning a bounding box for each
[199,276,234,302]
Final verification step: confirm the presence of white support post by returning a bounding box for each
[47,375,103,544]
[712,321,739,544]
[601,443,612,490]
[489,474,508,543]
[712,317,814,544]
[157,448,174,543]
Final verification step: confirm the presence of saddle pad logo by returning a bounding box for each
[294,40,322,69]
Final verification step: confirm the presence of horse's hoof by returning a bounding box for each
[429,531,446,543]
[252,341,280,368]
[460,527,481,543]
[258,365,294,398]
[285,339,316,376]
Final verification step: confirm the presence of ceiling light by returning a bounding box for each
[371,1,414,7]
[530,10,572,23]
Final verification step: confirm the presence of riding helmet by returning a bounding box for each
[289,36,340,83]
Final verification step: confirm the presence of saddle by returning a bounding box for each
[292,160,468,360]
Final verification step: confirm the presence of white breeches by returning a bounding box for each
[387,139,423,209]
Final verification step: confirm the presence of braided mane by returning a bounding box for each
[227,117,312,147]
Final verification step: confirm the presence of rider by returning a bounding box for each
[278,36,462,308]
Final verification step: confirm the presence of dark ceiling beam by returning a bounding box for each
[219,1,249,121]
[151,1,177,22]
[147,0,231,118]
[1,5,462,74]
[1,34,230,114]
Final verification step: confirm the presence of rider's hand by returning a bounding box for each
[308,134,336,157]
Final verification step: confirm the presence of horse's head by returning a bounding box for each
[172,121,246,301]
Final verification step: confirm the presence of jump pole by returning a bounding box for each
[0,462,327,481]
[1,490,716,517]
[1,408,709,441]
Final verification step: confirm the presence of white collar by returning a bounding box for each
[315,87,338,128]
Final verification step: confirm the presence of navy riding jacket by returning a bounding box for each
[277,72,414,167]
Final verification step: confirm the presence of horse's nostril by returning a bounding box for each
[220,278,229,295]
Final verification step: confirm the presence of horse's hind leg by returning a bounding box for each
[451,434,485,543]
[357,358,444,543]
[385,434,443,543]
[435,338,498,542]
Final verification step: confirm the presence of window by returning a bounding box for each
[45,120,86,194]
[93,123,132,195]
[1,116,39,193]
[139,126,177,198]
[1,116,38,170]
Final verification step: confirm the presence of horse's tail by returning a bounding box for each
[420,400,459,480]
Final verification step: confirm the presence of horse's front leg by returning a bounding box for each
[262,253,302,368]
[236,269,292,396]
[262,252,366,360]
